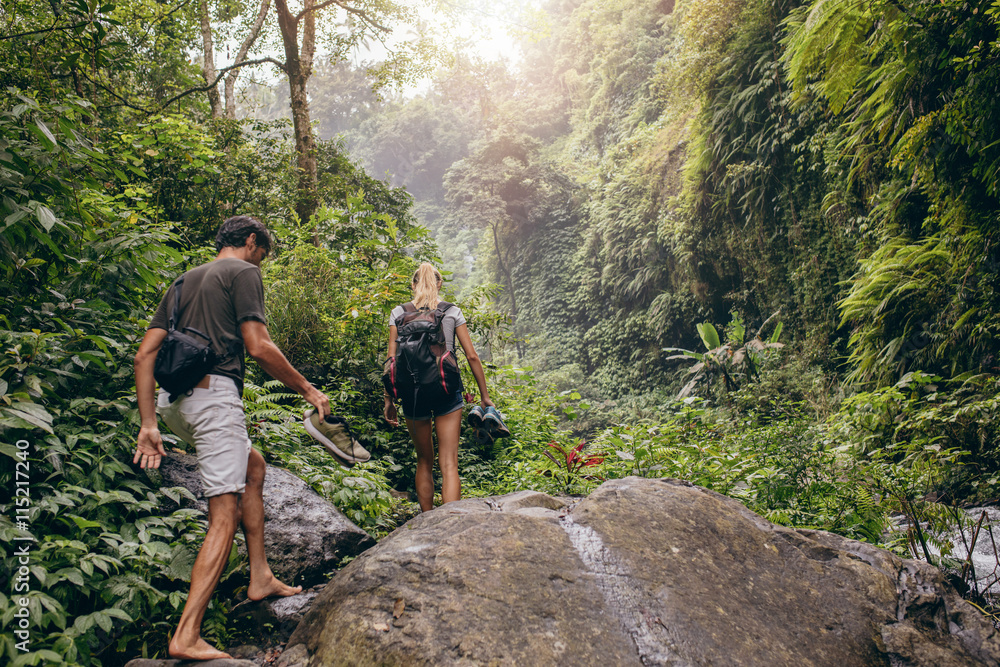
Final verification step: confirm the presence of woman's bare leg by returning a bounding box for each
[406,417,436,511]
[434,409,462,504]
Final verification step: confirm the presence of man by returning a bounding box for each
[133,215,330,661]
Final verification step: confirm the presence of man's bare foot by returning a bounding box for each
[248,574,302,601]
[168,636,232,661]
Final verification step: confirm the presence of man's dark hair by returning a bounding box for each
[215,215,272,253]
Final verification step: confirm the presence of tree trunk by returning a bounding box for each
[275,0,319,226]
[199,0,223,119]
[491,219,523,358]
[224,0,271,119]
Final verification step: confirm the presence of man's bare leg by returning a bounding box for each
[243,448,302,601]
[169,493,240,660]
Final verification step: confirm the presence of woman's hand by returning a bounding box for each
[383,398,399,427]
[480,397,495,409]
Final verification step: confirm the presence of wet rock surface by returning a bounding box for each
[123,660,257,667]
[152,451,374,588]
[281,478,1000,666]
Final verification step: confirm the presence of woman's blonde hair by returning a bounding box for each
[411,263,443,309]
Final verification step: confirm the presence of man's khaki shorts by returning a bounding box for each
[157,374,251,497]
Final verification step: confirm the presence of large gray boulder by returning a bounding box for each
[124,661,256,667]
[280,479,1000,666]
[154,452,374,588]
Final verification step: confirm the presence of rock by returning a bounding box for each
[154,452,375,588]
[231,587,321,639]
[490,489,568,512]
[154,450,209,512]
[259,466,374,587]
[282,477,1000,666]
[226,645,263,660]
[275,643,309,667]
[124,660,256,667]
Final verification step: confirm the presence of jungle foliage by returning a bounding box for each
[340,0,1000,615]
[6,0,1000,663]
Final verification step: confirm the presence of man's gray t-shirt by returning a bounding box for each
[149,258,266,393]
[388,303,466,353]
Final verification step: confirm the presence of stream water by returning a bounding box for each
[897,506,1000,598]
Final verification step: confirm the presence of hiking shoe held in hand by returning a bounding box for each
[467,404,485,427]
[304,409,371,465]
[482,406,510,438]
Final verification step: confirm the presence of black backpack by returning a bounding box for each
[382,302,463,405]
[153,274,220,403]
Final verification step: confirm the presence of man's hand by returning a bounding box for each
[134,328,167,471]
[304,387,330,419]
[242,320,330,417]
[134,426,166,469]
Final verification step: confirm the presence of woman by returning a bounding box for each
[383,263,494,511]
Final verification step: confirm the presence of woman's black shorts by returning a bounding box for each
[401,389,464,421]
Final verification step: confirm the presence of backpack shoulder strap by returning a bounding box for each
[393,302,416,328]
[167,274,186,332]
[436,301,453,313]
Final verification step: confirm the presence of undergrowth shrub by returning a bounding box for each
[589,399,890,543]
[243,380,406,538]
[0,314,237,665]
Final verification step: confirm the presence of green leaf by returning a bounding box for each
[31,118,57,151]
[164,546,197,582]
[26,219,64,259]
[95,610,113,633]
[697,322,721,351]
[104,607,133,622]
[73,613,95,633]
[34,204,56,232]
[56,116,79,141]
[57,568,85,586]
[69,515,102,530]
[1,406,53,433]
[729,317,745,345]
[5,209,28,229]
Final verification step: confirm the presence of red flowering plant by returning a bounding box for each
[540,439,605,495]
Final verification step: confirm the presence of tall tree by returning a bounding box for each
[226,0,272,118]
[199,0,224,118]
[271,0,382,223]
[197,0,272,119]
[445,127,551,356]
[270,0,441,225]
[274,0,324,223]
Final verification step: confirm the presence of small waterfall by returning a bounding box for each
[560,516,690,667]
[907,506,1000,597]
